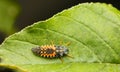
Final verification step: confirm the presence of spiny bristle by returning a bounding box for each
[47,55,49,57]
[44,55,46,57]
[46,45,49,47]
[41,54,43,56]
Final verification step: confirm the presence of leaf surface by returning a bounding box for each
[0,3,120,72]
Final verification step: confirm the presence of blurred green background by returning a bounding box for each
[0,0,120,44]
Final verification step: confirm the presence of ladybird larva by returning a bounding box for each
[32,45,69,58]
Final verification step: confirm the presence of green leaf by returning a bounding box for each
[19,63,120,72]
[0,2,120,72]
[0,0,19,35]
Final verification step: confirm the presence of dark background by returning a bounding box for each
[15,0,120,30]
[0,0,120,44]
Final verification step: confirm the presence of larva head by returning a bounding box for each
[55,45,69,57]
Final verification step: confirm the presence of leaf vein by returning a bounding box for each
[4,40,32,63]
[83,6,120,29]
[57,15,119,60]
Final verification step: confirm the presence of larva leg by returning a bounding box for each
[59,57,63,63]
[65,42,71,46]
[50,40,54,46]
[66,54,74,58]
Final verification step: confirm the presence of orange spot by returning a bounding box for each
[52,54,55,57]
[52,46,56,50]
[50,54,53,58]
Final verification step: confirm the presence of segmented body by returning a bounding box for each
[32,45,69,58]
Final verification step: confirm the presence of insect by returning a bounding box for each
[31,41,72,62]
